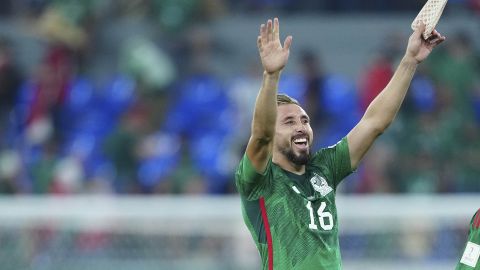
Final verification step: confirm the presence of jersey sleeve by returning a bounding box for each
[456,209,480,270]
[310,137,353,188]
[234,153,272,200]
[468,209,480,243]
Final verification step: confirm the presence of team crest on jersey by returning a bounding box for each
[310,174,332,196]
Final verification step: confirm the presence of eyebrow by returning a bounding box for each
[282,114,310,122]
[283,116,295,121]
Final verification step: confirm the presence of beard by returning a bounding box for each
[280,146,310,166]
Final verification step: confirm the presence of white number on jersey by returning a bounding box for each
[306,201,334,231]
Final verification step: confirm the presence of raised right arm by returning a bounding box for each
[246,18,292,173]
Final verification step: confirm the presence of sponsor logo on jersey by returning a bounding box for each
[310,174,332,197]
[460,241,480,268]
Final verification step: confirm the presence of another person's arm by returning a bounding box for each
[347,23,445,169]
[246,18,292,173]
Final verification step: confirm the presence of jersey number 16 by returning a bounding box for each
[306,201,334,231]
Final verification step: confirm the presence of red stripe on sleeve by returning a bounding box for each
[474,209,480,229]
[259,197,273,270]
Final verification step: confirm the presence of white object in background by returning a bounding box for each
[411,0,448,39]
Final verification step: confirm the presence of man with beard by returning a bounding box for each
[457,209,480,270]
[235,18,445,270]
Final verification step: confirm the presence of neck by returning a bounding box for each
[272,152,306,175]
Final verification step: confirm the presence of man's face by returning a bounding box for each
[275,104,313,165]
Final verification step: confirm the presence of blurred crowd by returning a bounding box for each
[0,0,479,195]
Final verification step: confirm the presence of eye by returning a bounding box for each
[285,120,294,125]
[302,118,310,124]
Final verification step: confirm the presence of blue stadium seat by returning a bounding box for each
[410,75,436,113]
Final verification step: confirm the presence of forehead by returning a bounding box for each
[277,103,308,119]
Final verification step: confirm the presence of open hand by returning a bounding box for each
[406,22,446,64]
[257,18,292,74]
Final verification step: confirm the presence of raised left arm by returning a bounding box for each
[347,23,446,170]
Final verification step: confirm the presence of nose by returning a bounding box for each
[295,122,307,133]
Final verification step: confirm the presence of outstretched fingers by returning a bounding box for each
[273,18,280,42]
[259,18,291,49]
[283,35,292,51]
[260,23,267,46]
[267,19,273,43]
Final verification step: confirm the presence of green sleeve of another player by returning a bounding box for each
[456,210,480,270]
[235,154,272,200]
[468,210,480,244]
[311,137,353,188]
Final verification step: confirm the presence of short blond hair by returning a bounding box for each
[277,94,300,106]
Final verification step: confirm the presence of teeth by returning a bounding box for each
[294,138,307,143]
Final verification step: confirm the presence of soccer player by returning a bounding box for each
[457,209,480,270]
[235,18,445,270]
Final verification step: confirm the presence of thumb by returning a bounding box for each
[414,21,426,37]
[283,35,292,51]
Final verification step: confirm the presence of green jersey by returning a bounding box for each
[235,138,352,270]
[457,209,480,270]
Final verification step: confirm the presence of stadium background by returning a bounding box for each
[0,0,479,269]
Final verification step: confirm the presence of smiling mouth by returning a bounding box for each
[293,137,307,145]
[292,136,309,149]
